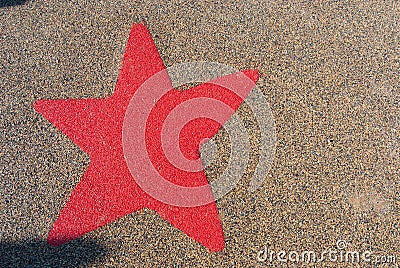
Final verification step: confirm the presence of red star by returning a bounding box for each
[34,23,258,251]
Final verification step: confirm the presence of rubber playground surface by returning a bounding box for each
[1,1,400,267]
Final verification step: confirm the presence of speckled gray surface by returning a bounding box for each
[1,0,400,267]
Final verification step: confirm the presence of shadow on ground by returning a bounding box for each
[0,238,109,267]
[0,0,28,8]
